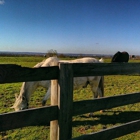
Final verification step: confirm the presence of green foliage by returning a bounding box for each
[0,56,140,139]
[46,49,57,57]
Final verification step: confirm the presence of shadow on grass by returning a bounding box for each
[72,111,140,126]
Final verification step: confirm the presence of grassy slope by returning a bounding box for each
[0,57,140,140]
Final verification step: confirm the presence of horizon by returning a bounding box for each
[1,0,140,55]
[0,50,112,55]
[0,50,139,57]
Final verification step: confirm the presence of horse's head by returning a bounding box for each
[11,94,29,111]
[11,81,38,111]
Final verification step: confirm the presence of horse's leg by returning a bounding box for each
[97,76,104,113]
[97,76,104,98]
[82,80,90,88]
[89,76,103,117]
[42,87,51,106]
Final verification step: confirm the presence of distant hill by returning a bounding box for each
[0,51,112,58]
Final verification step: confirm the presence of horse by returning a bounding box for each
[111,51,129,63]
[11,57,104,111]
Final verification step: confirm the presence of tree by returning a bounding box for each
[46,49,57,57]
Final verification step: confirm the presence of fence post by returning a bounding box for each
[57,63,74,140]
[50,80,58,140]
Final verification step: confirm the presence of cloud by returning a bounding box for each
[0,0,5,5]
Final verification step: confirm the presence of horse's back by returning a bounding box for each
[42,57,59,67]
[69,57,100,63]
[37,57,102,67]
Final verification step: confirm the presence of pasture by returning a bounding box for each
[0,56,140,140]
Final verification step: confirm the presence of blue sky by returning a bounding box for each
[1,0,140,55]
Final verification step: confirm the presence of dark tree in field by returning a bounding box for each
[111,51,129,63]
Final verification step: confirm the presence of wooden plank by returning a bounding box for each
[0,64,59,83]
[0,63,140,84]
[0,106,58,131]
[73,63,140,77]
[72,119,140,140]
[57,63,73,140]
[73,92,140,116]
[50,80,58,140]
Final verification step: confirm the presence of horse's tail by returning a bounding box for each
[99,58,104,63]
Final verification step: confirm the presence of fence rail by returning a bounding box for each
[72,119,140,140]
[0,106,58,131]
[73,92,140,116]
[0,63,140,140]
[1,63,140,83]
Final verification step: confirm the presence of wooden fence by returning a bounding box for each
[0,63,140,140]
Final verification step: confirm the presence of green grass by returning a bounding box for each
[0,56,140,140]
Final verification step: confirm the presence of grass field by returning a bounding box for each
[0,56,140,140]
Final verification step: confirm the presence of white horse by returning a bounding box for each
[11,57,104,111]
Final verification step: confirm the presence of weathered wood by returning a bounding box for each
[1,63,140,84]
[0,63,140,84]
[73,92,140,116]
[0,64,59,83]
[57,63,73,140]
[73,63,140,77]
[0,106,58,132]
[50,80,58,140]
[72,119,140,140]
